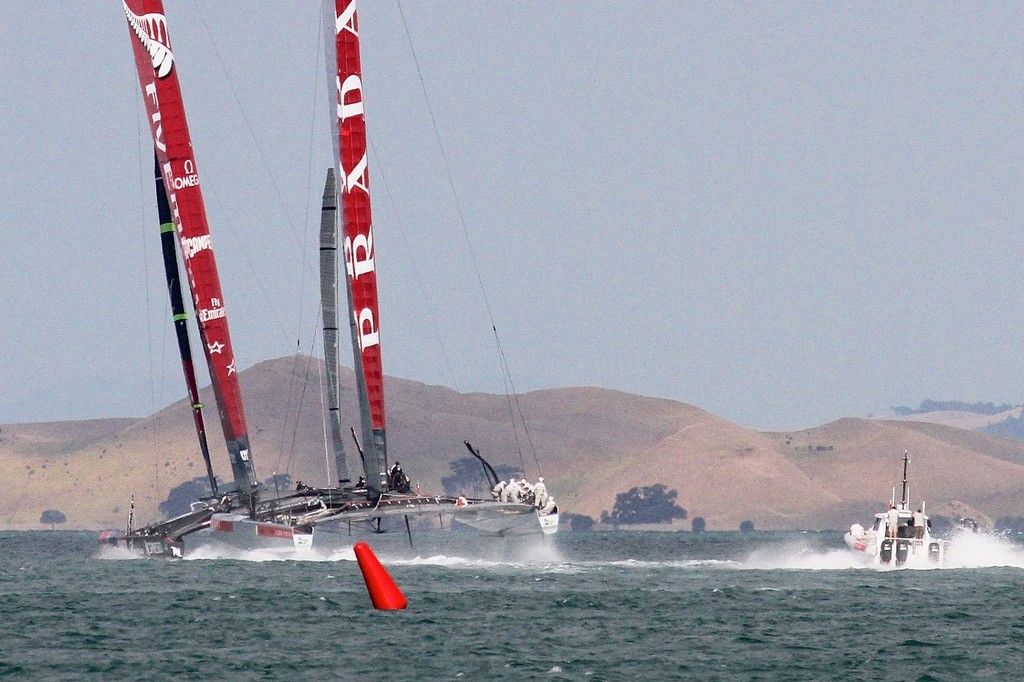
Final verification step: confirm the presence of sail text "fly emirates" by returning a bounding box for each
[198,306,226,322]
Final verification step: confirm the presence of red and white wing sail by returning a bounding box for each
[328,0,389,491]
[123,0,258,497]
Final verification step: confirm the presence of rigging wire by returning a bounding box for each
[133,73,163,499]
[395,0,542,477]
[368,140,461,393]
[275,322,328,482]
[272,8,334,483]
[310,10,333,488]
[316,334,333,487]
[270,8,326,470]
[193,3,338,486]
[284,347,316,479]
[192,4,319,352]
[191,4,306,250]
[273,344,302,478]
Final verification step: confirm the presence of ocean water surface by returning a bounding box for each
[1,529,1023,680]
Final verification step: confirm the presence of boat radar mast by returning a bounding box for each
[900,449,910,510]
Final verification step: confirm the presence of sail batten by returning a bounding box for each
[124,0,258,502]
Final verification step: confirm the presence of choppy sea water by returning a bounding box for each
[1,529,1023,681]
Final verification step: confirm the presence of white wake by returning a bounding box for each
[737,532,1024,571]
[942,530,1024,569]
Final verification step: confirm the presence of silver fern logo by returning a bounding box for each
[124,2,174,78]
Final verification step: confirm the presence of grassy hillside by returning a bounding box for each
[3,356,1024,531]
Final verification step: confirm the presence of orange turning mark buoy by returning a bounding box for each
[353,541,408,610]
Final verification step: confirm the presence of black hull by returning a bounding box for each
[100,534,183,558]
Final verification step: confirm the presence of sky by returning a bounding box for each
[1,2,1022,431]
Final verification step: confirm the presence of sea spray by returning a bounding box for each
[943,529,1024,569]
[739,540,866,571]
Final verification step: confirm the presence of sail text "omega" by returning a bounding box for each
[172,173,200,190]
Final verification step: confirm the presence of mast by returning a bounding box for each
[326,0,389,494]
[154,157,217,496]
[900,449,910,510]
[124,0,259,507]
[319,168,350,484]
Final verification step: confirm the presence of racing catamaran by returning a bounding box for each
[104,0,555,558]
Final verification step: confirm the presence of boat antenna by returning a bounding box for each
[126,495,135,536]
[900,450,910,510]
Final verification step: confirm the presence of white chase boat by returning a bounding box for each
[843,451,946,567]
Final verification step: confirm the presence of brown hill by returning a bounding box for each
[3,356,1024,531]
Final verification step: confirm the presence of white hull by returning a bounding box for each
[305,496,557,537]
[190,502,555,556]
[844,507,946,567]
[844,531,945,567]
[192,513,314,555]
[453,508,558,537]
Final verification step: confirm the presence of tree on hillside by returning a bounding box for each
[893,400,1016,417]
[983,414,1024,441]
[441,457,521,496]
[739,520,755,532]
[600,484,687,526]
[561,512,595,532]
[691,517,706,533]
[441,457,489,496]
[40,509,67,529]
[159,476,213,518]
[264,472,293,493]
[493,464,520,483]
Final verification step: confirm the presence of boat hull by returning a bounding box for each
[452,507,558,536]
[99,532,183,558]
[843,530,945,567]
[101,491,557,558]
[192,513,314,555]
[303,494,557,538]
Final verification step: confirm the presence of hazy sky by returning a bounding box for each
[2,2,1022,431]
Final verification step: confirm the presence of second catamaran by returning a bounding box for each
[105,0,556,557]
